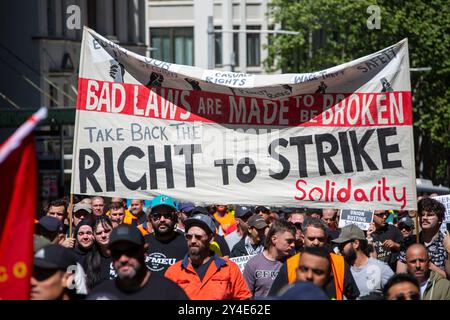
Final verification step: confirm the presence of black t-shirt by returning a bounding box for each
[144,231,188,274]
[193,257,214,282]
[87,272,189,300]
[372,224,403,270]
[100,254,116,283]
[72,245,91,271]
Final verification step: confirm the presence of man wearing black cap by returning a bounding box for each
[165,214,251,300]
[31,244,78,300]
[35,216,65,245]
[231,208,266,258]
[88,224,188,299]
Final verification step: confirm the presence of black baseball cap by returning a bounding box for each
[34,244,77,270]
[108,224,144,248]
[190,206,210,216]
[235,205,254,218]
[38,216,63,233]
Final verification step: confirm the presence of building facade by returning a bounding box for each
[148,0,271,73]
[0,0,148,209]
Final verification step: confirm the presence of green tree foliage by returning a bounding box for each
[266,0,450,186]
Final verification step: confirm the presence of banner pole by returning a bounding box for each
[68,193,74,238]
[415,212,420,243]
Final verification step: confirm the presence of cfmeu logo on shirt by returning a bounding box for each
[145,253,176,272]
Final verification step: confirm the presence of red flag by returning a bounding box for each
[0,107,47,300]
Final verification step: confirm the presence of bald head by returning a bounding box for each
[406,243,429,283]
[406,243,429,260]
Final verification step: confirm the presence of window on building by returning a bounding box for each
[247,26,261,67]
[233,26,239,67]
[150,28,194,65]
[215,27,222,67]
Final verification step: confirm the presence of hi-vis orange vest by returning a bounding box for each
[106,209,137,225]
[286,252,345,300]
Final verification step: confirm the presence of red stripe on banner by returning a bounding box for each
[0,135,36,300]
[76,78,413,127]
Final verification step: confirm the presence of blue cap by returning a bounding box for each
[151,195,176,211]
[278,281,329,300]
[178,202,195,213]
[185,214,216,234]
[38,216,63,233]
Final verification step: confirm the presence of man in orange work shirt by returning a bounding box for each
[165,213,252,300]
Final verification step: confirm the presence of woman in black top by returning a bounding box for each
[85,216,115,290]
[72,220,94,270]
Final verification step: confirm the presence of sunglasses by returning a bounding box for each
[151,212,174,221]
[374,213,388,217]
[393,292,420,300]
[33,267,59,281]
[292,222,302,230]
[110,245,141,260]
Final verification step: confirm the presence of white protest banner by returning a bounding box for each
[71,27,417,210]
[432,195,450,234]
[229,255,257,273]
[338,209,374,231]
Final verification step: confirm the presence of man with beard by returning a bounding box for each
[367,210,403,271]
[144,195,187,274]
[88,224,188,299]
[165,214,252,300]
[333,224,393,298]
[406,243,450,300]
[397,198,450,279]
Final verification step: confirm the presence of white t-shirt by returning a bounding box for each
[420,279,428,297]
[351,257,394,297]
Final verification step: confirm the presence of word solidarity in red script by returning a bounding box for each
[77,78,412,127]
[294,177,407,209]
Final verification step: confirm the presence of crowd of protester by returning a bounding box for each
[31,194,450,300]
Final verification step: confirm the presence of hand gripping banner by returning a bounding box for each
[72,27,417,210]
